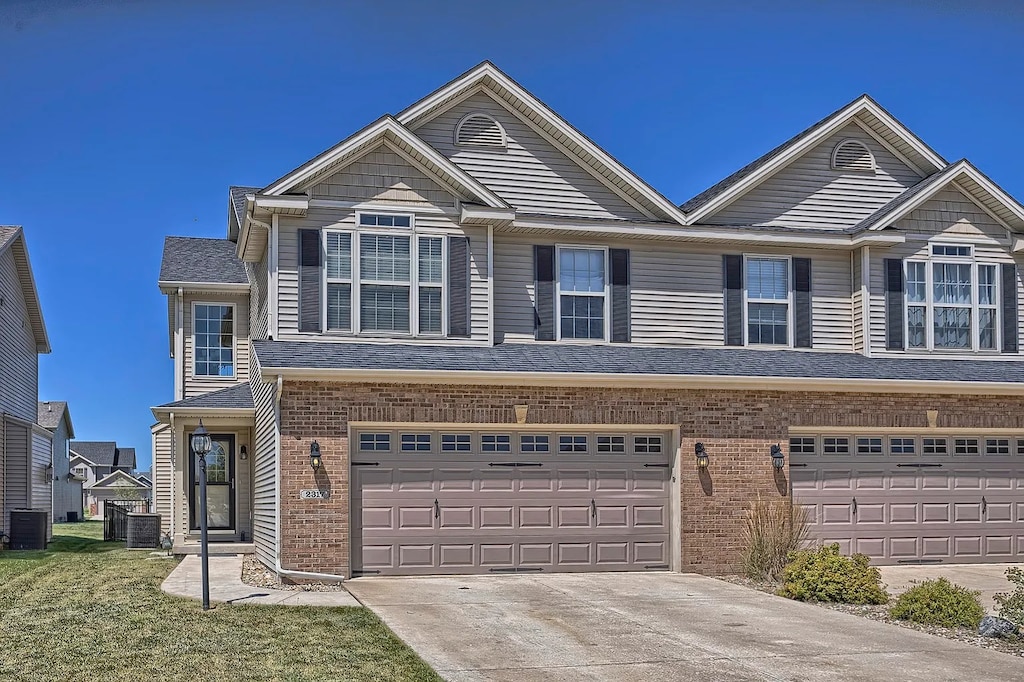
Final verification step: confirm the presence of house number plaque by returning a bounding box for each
[300,489,330,500]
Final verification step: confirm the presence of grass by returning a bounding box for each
[0,522,441,682]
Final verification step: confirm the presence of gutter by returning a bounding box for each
[258,366,1024,397]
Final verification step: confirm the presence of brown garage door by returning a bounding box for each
[351,429,672,576]
[791,434,1024,564]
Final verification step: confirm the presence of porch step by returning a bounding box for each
[174,542,255,556]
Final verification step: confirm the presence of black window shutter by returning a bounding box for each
[534,245,555,341]
[793,257,812,348]
[1001,263,1018,353]
[723,255,743,346]
[609,248,630,343]
[298,229,322,333]
[448,236,470,337]
[884,258,904,350]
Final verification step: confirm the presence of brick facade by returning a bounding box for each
[277,381,1024,576]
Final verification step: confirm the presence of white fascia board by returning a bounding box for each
[149,406,255,421]
[396,64,687,224]
[509,217,904,249]
[254,195,309,211]
[259,366,1024,397]
[3,230,51,353]
[461,205,516,223]
[958,166,1024,226]
[685,97,947,226]
[158,281,251,295]
[69,451,98,467]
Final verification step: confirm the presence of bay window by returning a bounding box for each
[558,247,607,340]
[906,246,999,351]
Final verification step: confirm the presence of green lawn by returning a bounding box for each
[0,522,441,682]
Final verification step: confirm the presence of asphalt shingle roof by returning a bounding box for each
[37,401,68,430]
[159,236,249,285]
[157,383,254,409]
[70,441,117,467]
[0,226,19,251]
[116,447,136,470]
[230,186,260,230]
[252,340,1024,385]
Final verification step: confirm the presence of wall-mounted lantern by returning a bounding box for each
[310,441,322,471]
[770,443,785,469]
[239,445,248,461]
[695,442,709,468]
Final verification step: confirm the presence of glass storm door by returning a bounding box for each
[190,434,235,531]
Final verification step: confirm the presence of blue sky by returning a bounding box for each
[2,0,1022,472]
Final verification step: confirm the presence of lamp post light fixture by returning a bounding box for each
[190,419,213,611]
[695,442,709,469]
[770,443,785,470]
[310,441,322,471]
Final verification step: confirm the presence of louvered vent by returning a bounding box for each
[455,113,506,148]
[831,140,875,172]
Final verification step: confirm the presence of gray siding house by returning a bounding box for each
[70,442,144,517]
[152,63,1024,579]
[0,226,52,541]
[38,401,82,522]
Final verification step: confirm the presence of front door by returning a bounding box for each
[189,434,235,532]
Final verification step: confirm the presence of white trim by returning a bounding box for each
[830,138,876,173]
[151,406,255,421]
[259,365,1024,396]
[253,195,309,211]
[487,224,494,346]
[89,470,148,489]
[904,256,1000,353]
[190,301,238,380]
[555,244,610,342]
[174,288,184,400]
[861,246,871,357]
[270,214,279,339]
[68,451,98,468]
[684,96,947,225]
[454,111,507,148]
[849,118,927,177]
[309,198,453,215]
[462,204,516,224]
[159,282,250,294]
[951,178,1017,233]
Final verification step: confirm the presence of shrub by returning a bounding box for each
[995,567,1024,627]
[741,497,809,581]
[778,543,888,604]
[889,578,985,628]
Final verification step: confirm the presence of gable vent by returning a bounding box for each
[831,139,875,172]
[455,113,506,148]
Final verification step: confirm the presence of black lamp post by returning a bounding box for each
[191,420,213,611]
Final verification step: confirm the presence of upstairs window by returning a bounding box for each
[558,247,607,340]
[906,246,998,351]
[360,234,411,333]
[745,257,789,345]
[326,232,352,332]
[193,304,234,377]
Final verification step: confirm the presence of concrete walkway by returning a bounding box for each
[879,563,1018,612]
[348,572,1023,682]
[160,555,360,607]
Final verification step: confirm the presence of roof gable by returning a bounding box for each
[309,144,456,207]
[90,470,146,489]
[852,160,1024,233]
[0,226,50,353]
[681,95,947,225]
[37,401,74,436]
[261,116,508,209]
[70,441,117,467]
[396,62,686,224]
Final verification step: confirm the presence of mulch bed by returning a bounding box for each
[718,575,1024,658]
[240,555,350,592]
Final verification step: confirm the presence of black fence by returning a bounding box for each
[103,500,151,541]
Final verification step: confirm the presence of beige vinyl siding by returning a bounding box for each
[248,255,270,342]
[852,250,864,353]
[152,424,173,534]
[276,209,489,342]
[3,419,29,532]
[0,248,39,422]
[867,186,1023,355]
[706,123,922,229]
[49,416,80,522]
[250,369,277,570]
[310,146,456,207]
[236,430,253,541]
[493,235,852,350]
[31,428,53,539]
[183,293,250,398]
[411,91,648,220]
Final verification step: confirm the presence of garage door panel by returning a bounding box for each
[596,506,628,528]
[857,504,885,524]
[520,506,554,528]
[920,503,949,523]
[519,471,555,492]
[362,545,393,569]
[438,470,475,491]
[480,544,514,566]
[953,536,983,558]
[633,505,666,528]
[821,504,853,524]
[438,544,475,567]
[480,506,514,528]
[634,541,667,563]
[557,470,591,491]
[853,472,886,490]
[595,470,629,491]
[922,537,951,557]
[398,545,435,567]
[987,502,1013,522]
[439,506,474,529]
[558,506,592,527]
[953,503,982,523]
[889,503,918,523]
[363,507,394,529]
[986,536,1014,556]
[821,470,854,489]
[952,472,982,489]
[398,506,435,529]
[479,471,516,491]
[856,537,888,558]
[557,543,592,565]
[595,543,629,564]
[633,470,669,491]
[397,469,435,491]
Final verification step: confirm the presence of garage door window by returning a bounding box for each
[520,435,550,453]
[401,434,431,452]
[1018,440,1024,455]
[360,433,391,452]
[560,435,588,453]
[482,435,511,453]
[986,439,1010,455]
[441,434,471,452]
[890,437,916,455]
[922,437,948,454]
[823,437,849,454]
[857,437,883,454]
[597,436,626,453]
[634,436,663,453]
[955,438,980,455]
[789,437,816,455]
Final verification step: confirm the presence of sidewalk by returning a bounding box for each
[160,554,361,607]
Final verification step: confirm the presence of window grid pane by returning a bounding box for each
[441,434,471,452]
[823,437,849,454]
[634,436,663,454]
[954,438,979,455]
[400,434,431,452]
[746,257,788,300]
[559,435,588,453]
[560,295,605,340]
[326,232,352,280]
[418,287,443,335]
[748,303,788,345]
[359,214,411,228]
[360,285,410,333]
[418,237,443,284]
[986,438,1010,455]
[788,437,816,455]
[922,438,947,455]
[559,248,605,293]
[597,436,625,453]
[194,304,234,377]
[327,283,352,332]
[856,437,883,454]
[359,433,390,452]
[360,234,411,282]
[481,435,511,453]
[890,437,916,455]
[520,435,550,453]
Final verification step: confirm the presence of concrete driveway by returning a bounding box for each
[347,572,1021,682]
[879,563,1017,612]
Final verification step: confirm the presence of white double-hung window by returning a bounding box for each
[745,256,790,345]
[906,244,998,351]
[324,213,445,336]
[557,246,607,340]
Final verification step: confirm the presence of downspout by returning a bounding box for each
[861,246,872,357]
[170,412,176,540]
[175,288,184,400]
[487,224,494,346]
[270,374,347,582]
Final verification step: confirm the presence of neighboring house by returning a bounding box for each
[37,401,83,522]
[0,226,53,541]
[69,441,143,517]
[152,62,1024,582]
[86,470,150,518]
[136,472,152,488]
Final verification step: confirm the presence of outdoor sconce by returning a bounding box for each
[695,442,709,468]
[770,443,785,469]
[239,445,248,461]
[310,441,322,471]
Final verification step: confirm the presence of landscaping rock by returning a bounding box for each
[978,616,1018,638]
